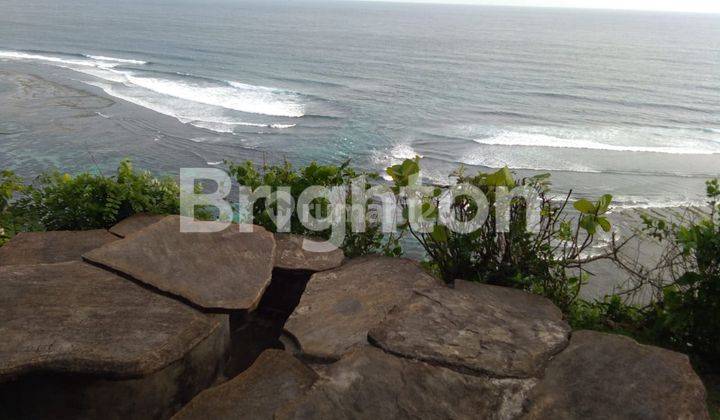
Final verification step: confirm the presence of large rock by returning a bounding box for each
[283,256,441,361]
[173,350,318,420]
[109,213,165,238]
[369,281,571,378]
[0,229,118,266]
[84,215,276,310]
[275,346,535,420]
[0,261,230,419]
[274,234,344,272]
[522,330,709,419]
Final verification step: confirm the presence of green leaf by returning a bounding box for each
[486,167,515,188]
[598,217,611,232]
[596,194,613,214]
[579,215,598,235]
[574,199,596,214]
[430,225,449,243]
[421,201,438,219]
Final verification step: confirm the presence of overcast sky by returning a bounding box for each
[359,0,720,14]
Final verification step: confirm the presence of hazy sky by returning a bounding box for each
[360,0,720,14]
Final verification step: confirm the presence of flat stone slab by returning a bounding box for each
[0,261,227,380]
[275,346,535,420]
[84,215,276,310]
[369,281,570,378]
[0,230,118,266]
[284,256,441,361]
[522,330,709,419]
[109,213,165,238]
[274,234,344,272]
[173,350,318,420]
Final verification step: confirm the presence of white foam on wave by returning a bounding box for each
[125,75,304,118]
[0,50,145,69]
[84,54,147,65]
[612,195,707,209]
[460,153,602,174]
[0,50,100,68]
[187,119,296,134]
[1,49,305,131]
[373,143,425,181]
[474,129,720,155]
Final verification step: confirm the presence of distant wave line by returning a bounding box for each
[474,132,720,155]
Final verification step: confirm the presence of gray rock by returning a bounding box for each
[0,229,118,266]
[275,346,536,420]
[522,330,709,420]
[84,215,276,310]
[284,256,441,361]
[369,281,570,378]
[109,213,165,238]
[274,234,344,272]
[173,350,318,420]
[0,261,230,419]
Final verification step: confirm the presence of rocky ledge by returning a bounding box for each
[0,214,710,419]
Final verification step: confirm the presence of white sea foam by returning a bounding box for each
[125,75,305,118]
[474,129,720,155]
[374,143,425,180]
[84,54,147,65]
[0,50,100,68]
[189,121,237,134]
[460,153,602,174]
[187,119,296,133]
[612,196,707,209]
[1,49,305,130]
[0,50,146,69]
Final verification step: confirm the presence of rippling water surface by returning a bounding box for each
[0,0,718,207]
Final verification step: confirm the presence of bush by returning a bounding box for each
[0,170,27,245]
[386,158,612,313]
[226,159,402,257]
[11,160,179,232]
[641,179,720,366]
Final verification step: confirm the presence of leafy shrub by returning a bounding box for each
[226,159,402,257]
[0,170,27,245]
[568,295,646,334]
[15,160,179,231]
[386,158,612,312]
[641,179,720,366]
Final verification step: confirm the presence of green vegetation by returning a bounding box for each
[226,159,402,258]
[2,158,719,412]
[0,160,179,242]
[386,157,611,313]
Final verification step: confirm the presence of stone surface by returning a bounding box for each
[283,256,441,361]
[275,347,535,420]
[274,234,345,272]
[173,350,318,420]
[369,281,571,378]
[84,215,276,310]
[109,213,165,238]
[0,261,227,380]
[0,229,118,266]
[522,330,709,420]
[0,261,230,419]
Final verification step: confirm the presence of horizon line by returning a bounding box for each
[340,0,720,15]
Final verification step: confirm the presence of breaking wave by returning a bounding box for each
[473,128,720,155]
[0,49,304,132]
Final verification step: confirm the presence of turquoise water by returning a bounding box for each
[0,0,719,207]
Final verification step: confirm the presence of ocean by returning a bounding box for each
[0,0,719,208]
